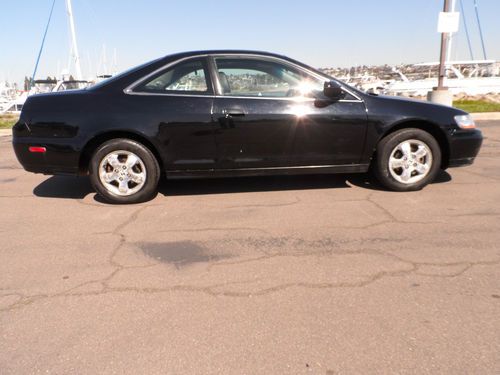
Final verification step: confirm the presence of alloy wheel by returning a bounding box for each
[98,150,147,196]
[388,139,433,184]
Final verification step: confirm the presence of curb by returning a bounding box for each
[471,112,500,121]
[0,129,12,137]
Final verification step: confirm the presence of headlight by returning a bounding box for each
[454,114,476,129]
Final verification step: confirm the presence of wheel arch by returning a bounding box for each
[377,120,450,169]
[79,130,163,173]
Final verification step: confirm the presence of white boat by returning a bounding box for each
[28,78,92,96]
[0,81,26,114]
[386,76,500,96]
[385,61,500,96]
[0,92,28,114]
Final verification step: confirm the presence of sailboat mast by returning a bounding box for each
[460,0,475,60]
[474,0,487,60]
[66,0,82,80]
[31,0,57,88]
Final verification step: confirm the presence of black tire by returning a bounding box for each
[373,128,441,191]
[89,138,160,204]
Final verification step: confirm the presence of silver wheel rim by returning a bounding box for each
[388,139,433,184]
[98,150,147,196]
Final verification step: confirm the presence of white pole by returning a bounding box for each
[66,0,82,80]
[86,51,92,80]
[102,44,107,75]
[113,48,117,74]
[446,0,458,64]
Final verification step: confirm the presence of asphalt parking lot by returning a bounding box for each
[1,121,499,374]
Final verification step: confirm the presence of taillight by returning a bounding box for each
[28,146,46,153]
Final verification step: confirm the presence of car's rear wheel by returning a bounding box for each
[89,139,160,203]
[373,128,441,191]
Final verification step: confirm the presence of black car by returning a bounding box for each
[13,50,482,203]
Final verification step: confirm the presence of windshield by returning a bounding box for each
[287,58,365,97]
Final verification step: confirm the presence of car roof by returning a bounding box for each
[162,49,288,57]
[155,50,298,65]
[155,50,325,77]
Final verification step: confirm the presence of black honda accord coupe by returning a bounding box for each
[13,50,482,203]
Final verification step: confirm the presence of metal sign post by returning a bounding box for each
[428,0,457,106]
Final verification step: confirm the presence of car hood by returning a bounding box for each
[359,92,469,129]
[371,93,467,114]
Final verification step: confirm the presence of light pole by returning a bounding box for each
[437,0,451,90]
[428,0,455,106]
[446,0,458,63]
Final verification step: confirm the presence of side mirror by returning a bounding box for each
[323,81,344,100]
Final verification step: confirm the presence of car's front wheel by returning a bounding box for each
[89,138,160,204]
[373,128,441,191]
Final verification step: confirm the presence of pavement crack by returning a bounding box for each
[1,256,499,311]
[367,193,398,222]
[0,205,150,313]
[226,196,301,209]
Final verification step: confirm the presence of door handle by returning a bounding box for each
[220,109,245,129]
[223,109,246,118]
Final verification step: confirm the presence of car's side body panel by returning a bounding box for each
[111,94,216,171]
[211,97,368,169]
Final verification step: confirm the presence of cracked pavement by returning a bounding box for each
[1,121,499,374]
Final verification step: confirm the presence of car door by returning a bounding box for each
[210,55,367,170]
[128,57,216,171]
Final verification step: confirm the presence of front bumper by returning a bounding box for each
[447,128,483,168]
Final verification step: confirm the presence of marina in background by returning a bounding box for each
[1,0,499,114]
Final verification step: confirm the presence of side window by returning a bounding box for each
[214,58,323,98]
[135,59,211,94]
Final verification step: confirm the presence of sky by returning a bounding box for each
[1,0,499,86]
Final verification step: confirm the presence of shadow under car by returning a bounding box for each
[32,170,452,201]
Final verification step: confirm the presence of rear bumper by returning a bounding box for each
[13,137,81,175]
[447,129,483,168]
